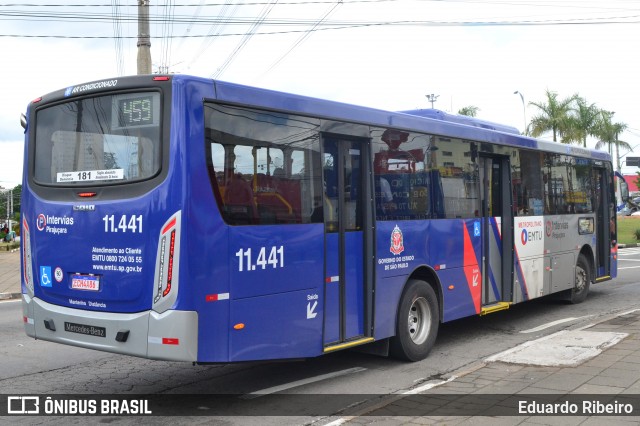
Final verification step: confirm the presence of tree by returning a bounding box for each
[564,97,600,147]
[528,90,577,142]
[594,111,630,185]
[0,185,20,222]
[11,184,21,217]
[458,106,479,117]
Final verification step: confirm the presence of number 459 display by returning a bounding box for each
[235,246,284,272]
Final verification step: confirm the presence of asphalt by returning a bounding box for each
[1,249,640,422]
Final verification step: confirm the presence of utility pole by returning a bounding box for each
[137,0,152,75]
[426,94,439,109]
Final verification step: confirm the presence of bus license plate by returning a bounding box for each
[71,274,100,291]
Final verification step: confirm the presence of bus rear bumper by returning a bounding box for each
[22,294,198,362]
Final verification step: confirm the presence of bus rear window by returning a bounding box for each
[34,92,162,185]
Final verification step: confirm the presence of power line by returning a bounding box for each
[211,0,279,79]
[111,0,125,75]
[1,0,639,8]
[0,1,420,6]
[2,16,639,39]
[261,0,343,77]
[186,1,240,72]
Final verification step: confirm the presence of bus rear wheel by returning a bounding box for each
[390,279,439,362]
[568,254,591,304]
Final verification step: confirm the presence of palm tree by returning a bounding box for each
[528,90,577,142]
[458,106,479,117]
[564,97,600,147]
[594,110,630,172]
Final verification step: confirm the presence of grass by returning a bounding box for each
[616,216,640,245]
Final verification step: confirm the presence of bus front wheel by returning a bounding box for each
[390,279,439,362]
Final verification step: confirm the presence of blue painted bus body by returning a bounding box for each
[21,75,616,363]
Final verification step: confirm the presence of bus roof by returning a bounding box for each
[31,74,611,163]
[209,78,611,162]
[398,109,521,135]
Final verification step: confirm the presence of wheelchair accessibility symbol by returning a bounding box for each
[40,266,52,287]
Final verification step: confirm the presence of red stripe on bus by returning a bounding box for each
[162,217,177,235]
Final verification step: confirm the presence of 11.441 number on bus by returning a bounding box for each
[235,246,284,272]
[102,214,143,233]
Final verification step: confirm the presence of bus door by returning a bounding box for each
[322,136,374,350]
[594,166,612,279]
[479,155,514,310]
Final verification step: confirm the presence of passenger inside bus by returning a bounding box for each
[223,172,257,224]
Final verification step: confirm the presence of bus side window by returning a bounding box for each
[224,173,257,224]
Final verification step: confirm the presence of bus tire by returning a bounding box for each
[390,279,439,362]
[569,254,591,304]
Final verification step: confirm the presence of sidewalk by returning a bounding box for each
[0,249,20,300]
[332,310,640,424]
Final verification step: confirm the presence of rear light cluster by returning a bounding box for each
[154,222,176,303]
[152,212,181,313]
[163,229,176,297]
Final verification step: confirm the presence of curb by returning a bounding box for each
[323,307,640,424]
[619,243,639,248]
[0,292,22,301]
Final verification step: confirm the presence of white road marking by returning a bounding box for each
[242,367,366,399]
[520,316,589,334]
[402,376,457,394]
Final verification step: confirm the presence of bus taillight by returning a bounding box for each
[162,230,176,297]
[152,212,181,313]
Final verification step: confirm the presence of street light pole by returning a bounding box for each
[426,94,439,109]
[514,91,526,134]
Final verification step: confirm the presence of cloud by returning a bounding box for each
[1,1,639,186]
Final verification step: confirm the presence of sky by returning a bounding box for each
[1,0,640,188]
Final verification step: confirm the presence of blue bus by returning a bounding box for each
[20,75,616,362]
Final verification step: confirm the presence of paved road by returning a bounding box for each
[3,249,640,423]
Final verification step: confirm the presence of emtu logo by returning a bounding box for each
[64,86,74,97]
[36,214,46,231]
[521,227,543,245]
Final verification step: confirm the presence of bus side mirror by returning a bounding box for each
[620,181,629,202]
[20,113,27,130]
